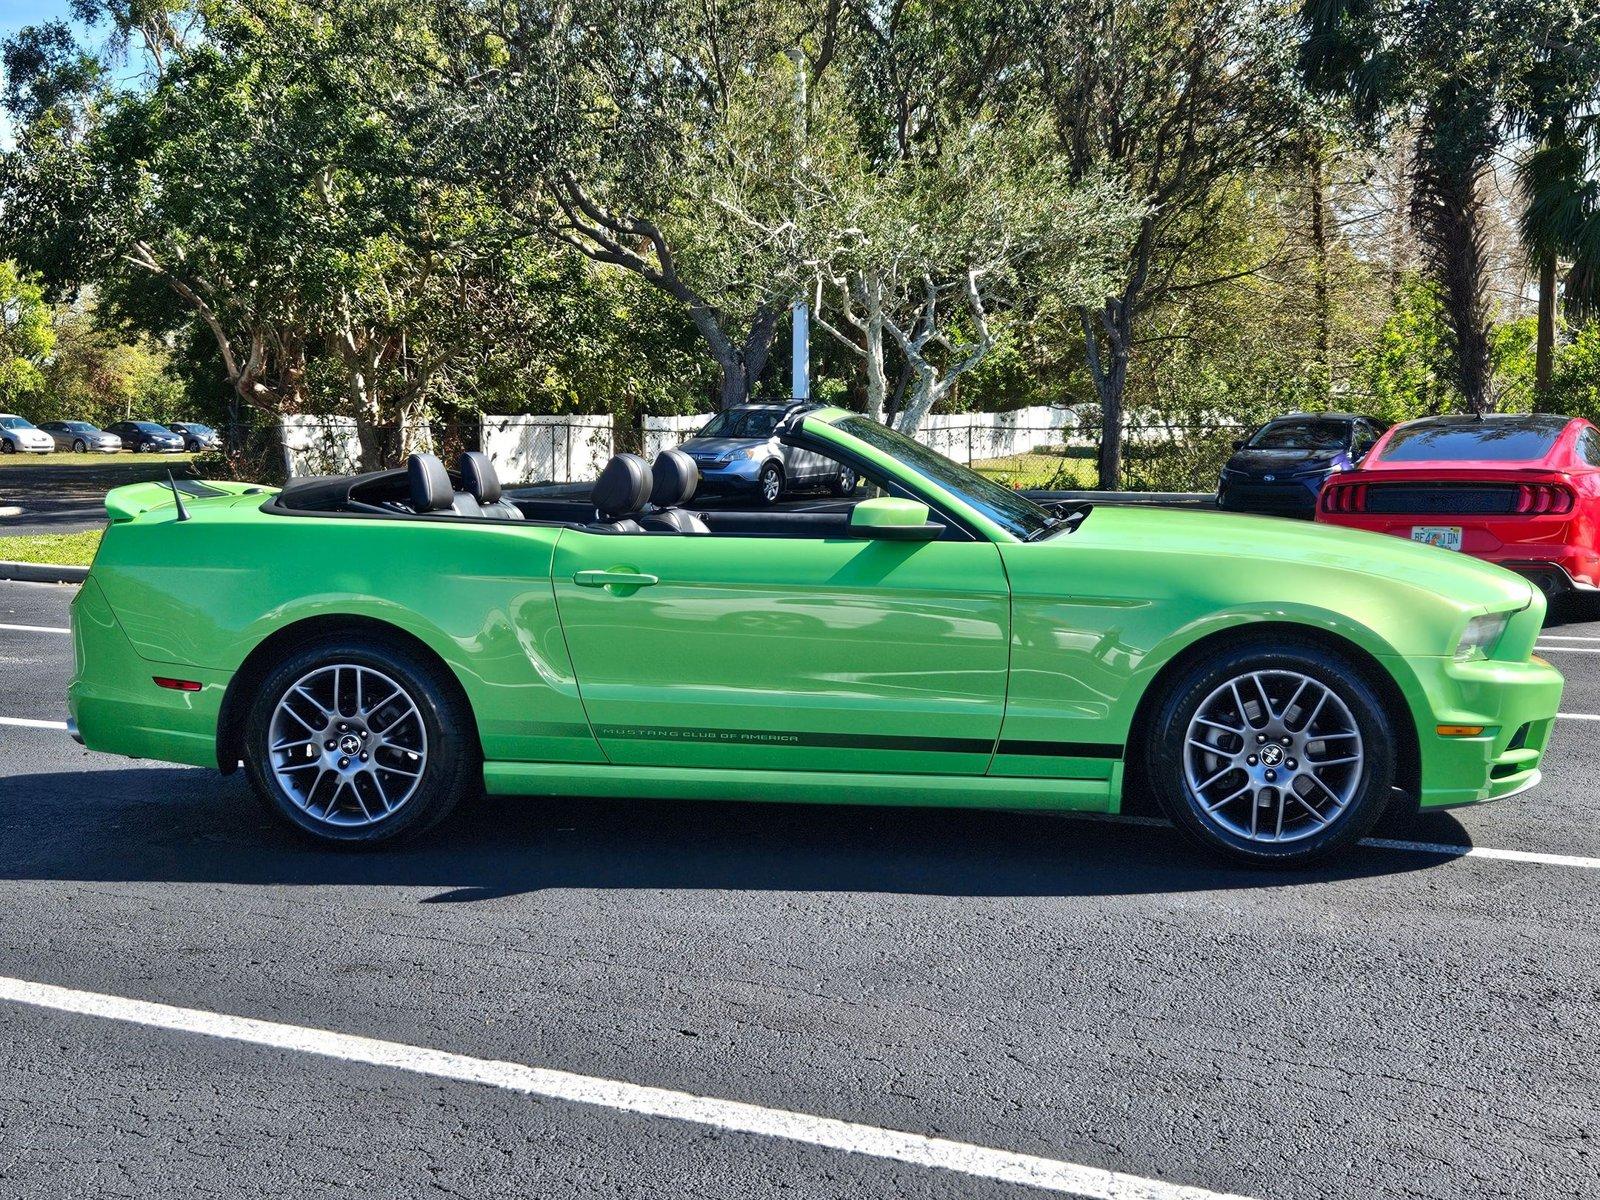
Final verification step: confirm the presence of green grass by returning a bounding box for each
[0,451,196,467]
[971,446,1097,490]
[0,529,103,566]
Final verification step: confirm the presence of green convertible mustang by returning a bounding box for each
[68,406,1563,865]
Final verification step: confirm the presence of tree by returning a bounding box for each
[1028,0,1311,487]
[0,262,54,407]
[1506,4,1600,396]
[414,0,831,411]
[1299,0,1592,413]
[1,0,528,464]
[807,121,1137,435]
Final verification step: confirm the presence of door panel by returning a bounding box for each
[552,529,1010,773]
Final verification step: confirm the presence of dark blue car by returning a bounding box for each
[1217,413,1386,518]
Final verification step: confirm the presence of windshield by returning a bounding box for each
[0,417,37,430]
[134,422,169,433]
[698,409,782,439]
[1247,419,1350,451]
[1380,419,1566,463]
[830,415,1056,540]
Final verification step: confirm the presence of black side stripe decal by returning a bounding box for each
[592,724,1123,760]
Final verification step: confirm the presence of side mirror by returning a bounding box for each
[1231,438,1245,450]
[848,496,941,541]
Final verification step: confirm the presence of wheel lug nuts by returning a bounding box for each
[338,756,350,768]
[1256,734,1266,744]
[325,740,336,750]
[359,752,368,762]
[1287,759,1298,769]
[1264,768,1277,782]
[338,723,347,731]
[1281,737,1291,746]
[1247,755,1258,765]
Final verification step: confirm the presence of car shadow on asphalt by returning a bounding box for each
[0,766,1457,902]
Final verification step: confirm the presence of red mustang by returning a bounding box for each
[1317,413,1600,597]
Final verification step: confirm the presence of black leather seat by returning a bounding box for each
[640,449,710,534]
[407,453,482,517]
[459,451,522,519]
[590,453,652,532]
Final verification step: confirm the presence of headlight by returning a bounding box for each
[1455,612,1512,661]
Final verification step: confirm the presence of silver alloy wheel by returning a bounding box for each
[266,664,427,827]
[838,467,856,493]
[760,465,782,503]
[1183,669,1364,844]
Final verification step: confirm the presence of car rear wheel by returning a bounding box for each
[0,440,12,454]
[243,637,479,846]
[1144,640,1394,866]
[758,462,784,505]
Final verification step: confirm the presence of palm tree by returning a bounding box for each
[1510,17,1600,399]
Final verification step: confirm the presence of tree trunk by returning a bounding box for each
[1308,155,1333,402]
[1082,302,1131,490]
[694,302,781,410]
[1535,252,1557,405]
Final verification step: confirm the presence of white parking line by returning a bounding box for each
[0,622,69,635]
[0,716,68,730]
[1538,634,1600,642]
[0,975,1258,1200]
[1361,838,1600,870]
[1559,712,1600,722]
[1536,645,1600,654]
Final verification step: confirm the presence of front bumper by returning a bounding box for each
[1217,476,1323,516]
[1389,651,1564,809]
[690,458,764,492]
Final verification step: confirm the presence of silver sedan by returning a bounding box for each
[38,421,124,453]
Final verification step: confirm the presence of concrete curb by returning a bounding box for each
[0,560,88,584]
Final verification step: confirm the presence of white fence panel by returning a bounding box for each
[637,406,1080,466]
[279,415,362,477]
[642,413,710,460]
[480,415,613,484]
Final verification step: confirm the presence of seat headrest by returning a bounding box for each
[651,449,699,508]
[407,453,454,512]
[458,451,501,504]
[592,453,652,520]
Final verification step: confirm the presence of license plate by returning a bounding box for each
[1411,525,1463,551]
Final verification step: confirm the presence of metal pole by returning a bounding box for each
[790,47,809,403]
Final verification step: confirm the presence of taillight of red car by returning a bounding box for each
[1512,482,1574,515]
[1320,481,1366,514]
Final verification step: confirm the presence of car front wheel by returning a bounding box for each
[72,439,87,453]
[1144,640,1394,866]
[758,462,784,505]
[0,440,12,454]
[243,637,479,846]
[832,465,858,496]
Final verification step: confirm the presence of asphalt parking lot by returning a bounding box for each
[3,577,1599,1199]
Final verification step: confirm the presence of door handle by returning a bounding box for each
[573,569,660,589]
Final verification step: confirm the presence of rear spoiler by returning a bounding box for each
[104,478,271,523]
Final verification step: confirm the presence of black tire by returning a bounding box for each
[831,465,858,497]
[0,440,12,454]
[758,462,784,505]
[242,634,480,846]
[72,439,87,453]
[186,439,201,452]
[1143,639,1395,866]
